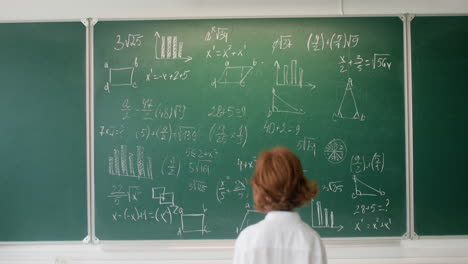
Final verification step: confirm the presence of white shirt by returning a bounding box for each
[233,211,327,264]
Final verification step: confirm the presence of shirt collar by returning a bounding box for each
[265,211,302,223]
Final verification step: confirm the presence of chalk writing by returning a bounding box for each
[208,105,246,118]
[307,33,359,52]
[272,35,293,53]
[206,44,246,59]
[114,34,143,50]
[339,54,392,72]
[145,68,191,81]
[208,123,248,147]
[204,26,230,43]
[263,119,301,135]
[350,152,385,174]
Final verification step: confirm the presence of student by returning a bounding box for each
[233,147,327,264]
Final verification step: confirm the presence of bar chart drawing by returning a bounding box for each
[274,60,316,89]
[267,88,306,117]
[332,78,365,121]
[311,200,344,231]
[108,145,153,180]
[154,32,192,62]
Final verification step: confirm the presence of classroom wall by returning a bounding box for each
[1,0,468,264]
[0,0,467,21]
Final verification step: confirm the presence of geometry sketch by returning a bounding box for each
[212,61,255,88]
[152,187,175,206]
[323,139,347,164]
[236,210,264,234]
[267,88,305,117]
[274,60,316,89]
[332,78,365,121]
[311,200,344,232]
[103,59,139,93]
[351,174,386,199]
[154,32,192,62]
[178,205,209,237]
[108,145,153,180]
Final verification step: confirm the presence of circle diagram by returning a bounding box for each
[324,139,347,164]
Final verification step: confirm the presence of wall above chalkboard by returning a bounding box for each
[93,17,406,240]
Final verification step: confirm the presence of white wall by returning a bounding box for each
[0,1,467,263]
[0,0,467,21]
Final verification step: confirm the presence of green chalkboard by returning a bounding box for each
[94,17,406,240]
[0,22,87,241]
[412,16,468,236]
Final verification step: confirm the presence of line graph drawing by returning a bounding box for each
[351,174,386,199]
[274,60,316,89]
[267,88,306,117]
[211,61,256,88]
[332,78,365,121]
[154,32,192,62]
[311,200,344,231]
[323,139,347,164]
[236,209,264,234]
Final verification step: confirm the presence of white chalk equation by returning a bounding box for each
[339,54,392,73]
[204,26,230,43]
[135,124,200,143]
[350,152,385,174]
[154,32,192,62]
[108,185,142,206]
[98,125,125,138]
[311,200,344,232]
[263,119,301,135]
[274,60,316,90]
[216,176,248,203]
[114,34,143,51]
[307,32,360,52]
[206,44,246,59]
[353,199,390,215]
[296,136,317,156]
[272,35,293,53]
[322,181,344,193]
[333,78,365,121]
[108,145,153,180]
[208,123,248,147]
[145,68,191,81]
[208,105,246,118]
[354,217,392,232]
[121,98,187,121]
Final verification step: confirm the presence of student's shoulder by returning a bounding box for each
[236,220,269,242]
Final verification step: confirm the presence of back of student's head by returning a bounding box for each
[251,147,318,213]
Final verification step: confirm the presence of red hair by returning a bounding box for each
[251,147,318,213]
